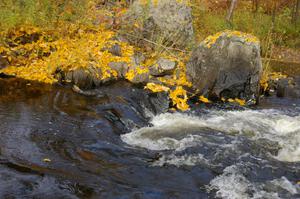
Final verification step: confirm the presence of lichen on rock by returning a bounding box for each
[203,30,259,49]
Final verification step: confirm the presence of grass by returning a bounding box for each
[0,0,89,31]
[1,0,298,49]
[192,5,300,51]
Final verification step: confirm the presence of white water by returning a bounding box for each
[121,109,300,198]
[121,109,300,162]
[208,165,299,199]
[152,154,209,167]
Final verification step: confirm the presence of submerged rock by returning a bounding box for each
[124,0,194,48]
[187,31,262,101]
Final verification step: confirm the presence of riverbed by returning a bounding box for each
[0,78,299,198]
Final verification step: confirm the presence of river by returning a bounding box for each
[0,78,299,199]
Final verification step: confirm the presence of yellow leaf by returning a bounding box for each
[234,98,246,106]
[145,83,170,93]
[227,98,246,106]
[199,95,211,103]
[169,86,189,111]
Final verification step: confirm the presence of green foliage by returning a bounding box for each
[0,0,89,31]
[192,4,300,49]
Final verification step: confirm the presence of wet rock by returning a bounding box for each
[124,0,194,48]
[276,78,300,98]
[66,69,93,89]
[65,68,104,89]
[187,31,262,101]
[72,85,105,97]
[146,92,170,115]
[150,58,177,76]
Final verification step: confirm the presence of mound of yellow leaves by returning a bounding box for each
[0,24,196,111]
[0,25,134,84]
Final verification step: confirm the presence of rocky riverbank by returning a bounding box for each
[0,0,299,110]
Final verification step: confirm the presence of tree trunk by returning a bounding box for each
[294,0,300,24]
[226,0,238,22]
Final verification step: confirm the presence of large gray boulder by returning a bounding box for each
[124,0,194,48]
[186,31,263,101]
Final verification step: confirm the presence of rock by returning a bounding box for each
[146,92,170,115]
[276,77,300,98]
[108,62,129,78]
[99,81,170,132]
[124,0,194,48]
[125,53,149,84]
[132,52,146,67]
[186,31,263,101]
[129,70,150,84]
[65,68,105,89]
[72,85,106,97]
[101,43,122,57]
[61,51,148,88]
[65,69,93,89]
[0,55,8,69]
[150,58,177,76]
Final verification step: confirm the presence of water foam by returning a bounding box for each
[121,110,300,162]
[208,165,299,199]
[208,165,255,199]
[122,109,300,198]
[152,154,209,167]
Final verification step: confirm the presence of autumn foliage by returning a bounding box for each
[0,0,298,111]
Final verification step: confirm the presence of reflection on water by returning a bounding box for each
[0,78,300,198]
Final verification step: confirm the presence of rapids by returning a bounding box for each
[0,78,299,198]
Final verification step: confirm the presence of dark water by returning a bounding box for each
[0,78,299,199]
